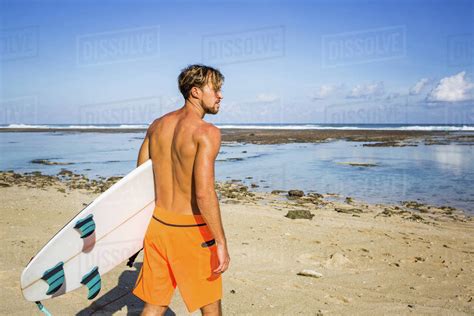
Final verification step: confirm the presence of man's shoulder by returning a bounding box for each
[198,122,220,137]
[145,118,160,136]
[146,113,173,134]
[195,122,221,144]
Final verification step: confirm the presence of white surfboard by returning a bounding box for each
[21,159,155,302]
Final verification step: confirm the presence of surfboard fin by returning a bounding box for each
[74,214,96,238]
[41,262,65,295]
[81,266,101,300]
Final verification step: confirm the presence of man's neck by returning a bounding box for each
[183,99,205,119]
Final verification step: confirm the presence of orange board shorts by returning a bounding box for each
[133,205,222,312]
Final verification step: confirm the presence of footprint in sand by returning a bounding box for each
[296,253,321,266]
[323,252,353,269]
[297,252,353,269]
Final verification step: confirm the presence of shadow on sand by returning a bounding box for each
[76,263,175,316]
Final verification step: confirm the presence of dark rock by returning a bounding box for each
[228,157,244,161]
[335,208,363,214]
[440,205,456,214]
[31,159,72,165]
[271,190,286,195]
[285,210,314,220]
[238,186,248,192]
[378,209,394,217]
[288,190,304,197]
[223,199,240,204]
[307,192,323,199]
[406,214,424,222]
[58,169,73,176]
[106,176,122,184]
[402,201,426,209]
[338,162,378,167]
[363,142,417,147]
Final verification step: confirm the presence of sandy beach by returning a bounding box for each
[3,0,473,314]
[1,170,473,315]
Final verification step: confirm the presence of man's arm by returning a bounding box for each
[193,125,230,273]
[137,126,152,167]
[127,125,152,267]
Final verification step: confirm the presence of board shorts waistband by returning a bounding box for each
[152,205,207,227]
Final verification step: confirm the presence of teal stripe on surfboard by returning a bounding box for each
[80,266,101,300]
[41,262,65,295]
[74,214,96,238]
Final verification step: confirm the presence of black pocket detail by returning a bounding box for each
[201,239,216,248]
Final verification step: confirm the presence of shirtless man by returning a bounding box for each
[132,65,230,316]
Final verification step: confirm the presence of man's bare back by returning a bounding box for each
[145,110,217,216]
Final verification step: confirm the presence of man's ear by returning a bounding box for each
[190,86,201,99]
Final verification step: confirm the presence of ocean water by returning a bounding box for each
[2,123,474,131]
[1,131,473,214]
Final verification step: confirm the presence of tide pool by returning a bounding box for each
[1,132,472,213]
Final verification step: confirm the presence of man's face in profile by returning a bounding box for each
[200,82,223,115]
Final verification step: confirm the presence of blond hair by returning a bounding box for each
[178,64,224,99]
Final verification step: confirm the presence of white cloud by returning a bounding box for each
[347,82,385,99]
[312,84,344,100]
[409,78,429,95]
[255,93,279,103]
[427,71,474,102]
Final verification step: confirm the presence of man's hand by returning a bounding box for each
[213,242,230,274]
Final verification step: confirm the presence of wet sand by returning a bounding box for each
[1,175,473,315]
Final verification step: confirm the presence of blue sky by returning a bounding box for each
[1,0,473,124]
